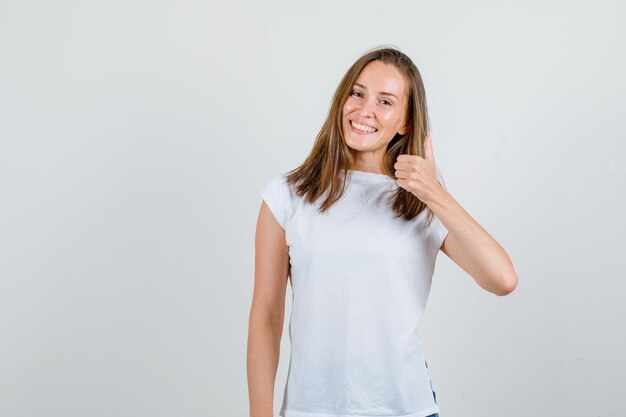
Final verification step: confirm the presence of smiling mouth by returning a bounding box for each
[350,120,378,133]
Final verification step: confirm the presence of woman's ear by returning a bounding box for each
[398,123,408,135]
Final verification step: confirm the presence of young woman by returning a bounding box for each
[247,46,519,417]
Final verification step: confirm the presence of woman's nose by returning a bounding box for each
[359,99,376,117]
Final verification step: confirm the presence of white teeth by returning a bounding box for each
[351,121,377,133]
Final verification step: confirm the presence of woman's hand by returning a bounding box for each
[394,132,441,202]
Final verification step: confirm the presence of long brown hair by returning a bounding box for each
[284,45,446,224]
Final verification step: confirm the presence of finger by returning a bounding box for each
[423,133,434,160]
[397,154,420,163]
[394,160,412,169]
[395,170,409,180]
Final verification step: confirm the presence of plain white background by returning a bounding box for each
[1,0,624,416]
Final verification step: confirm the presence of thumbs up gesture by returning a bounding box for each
[394,133,441,202]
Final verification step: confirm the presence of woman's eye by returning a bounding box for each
[350,91,391,106]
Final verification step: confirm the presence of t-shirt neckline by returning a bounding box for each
[347,169,396,184]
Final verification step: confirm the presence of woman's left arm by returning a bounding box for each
[395,133,519,296]
[425,186,519,296]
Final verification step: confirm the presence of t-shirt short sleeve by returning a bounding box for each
[260,174,295,230]
[432,214,449,251]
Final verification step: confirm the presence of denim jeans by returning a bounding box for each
[425,360,439,417]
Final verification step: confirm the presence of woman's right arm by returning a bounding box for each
[247,201,290,417]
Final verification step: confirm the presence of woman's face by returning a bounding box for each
[342,60,408,168]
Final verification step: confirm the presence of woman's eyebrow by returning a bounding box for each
[353,83,399,100]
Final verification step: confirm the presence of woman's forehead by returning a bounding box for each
[354,61,406,98]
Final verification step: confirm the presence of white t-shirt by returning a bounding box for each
[260,169,448,417]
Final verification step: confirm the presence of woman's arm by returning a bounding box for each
[395,133,518,296]
[426,186,519,296]
[247,201,290,417]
